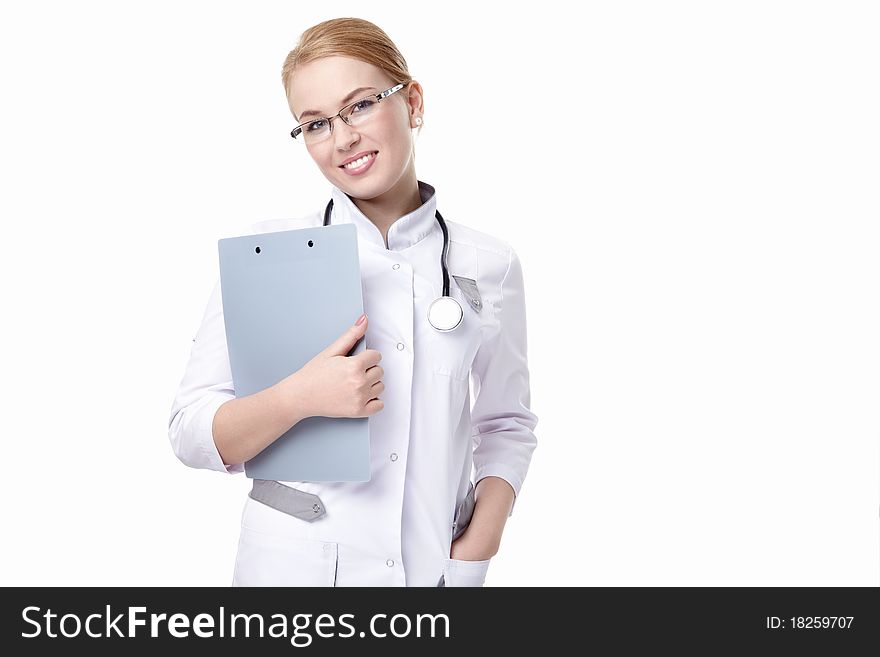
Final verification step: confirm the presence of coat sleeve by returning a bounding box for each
[470,247,538,516]
[167,276,244,474]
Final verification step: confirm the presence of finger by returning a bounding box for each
[365,365,384,384]
[364,398,385,414]
[322,314,368,357]
[356,348,382,368]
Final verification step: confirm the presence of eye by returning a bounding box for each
[351,99,376,113]
[305,120,326,132]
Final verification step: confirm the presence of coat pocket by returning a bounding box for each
[440,557,491,587]
[428,290,482,381]
[232,525,338,587]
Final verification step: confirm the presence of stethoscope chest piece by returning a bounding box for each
[428,295,463,332]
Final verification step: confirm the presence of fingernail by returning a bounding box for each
[356,313,366,325]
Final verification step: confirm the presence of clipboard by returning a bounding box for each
[217,222,370,482]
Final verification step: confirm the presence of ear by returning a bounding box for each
[405,80,425,123]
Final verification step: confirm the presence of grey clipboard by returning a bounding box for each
[217,222,370,482]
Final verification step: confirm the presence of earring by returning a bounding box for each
[415,117,422,126]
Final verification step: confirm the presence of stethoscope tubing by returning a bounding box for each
[323,198,452,296]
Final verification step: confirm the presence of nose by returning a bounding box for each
[332,116,360,151]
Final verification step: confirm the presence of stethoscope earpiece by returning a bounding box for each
[324,197,461,332]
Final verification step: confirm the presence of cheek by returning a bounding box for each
[375,107,410,144]
[309,149,337,175]
[374,120,413,162]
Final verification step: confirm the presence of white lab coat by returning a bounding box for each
[168,180,538,586]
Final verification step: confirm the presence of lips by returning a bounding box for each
[339,150,378,168]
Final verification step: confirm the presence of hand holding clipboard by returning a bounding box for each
[286,312,385,419]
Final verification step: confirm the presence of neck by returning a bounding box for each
[350,169,422,248]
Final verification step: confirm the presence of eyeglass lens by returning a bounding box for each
[296,97,380,144]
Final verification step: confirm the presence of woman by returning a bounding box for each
[168,17,538,587]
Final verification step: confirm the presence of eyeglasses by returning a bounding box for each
[290,82,408,145]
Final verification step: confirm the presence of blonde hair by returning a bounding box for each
[281,17,422,136]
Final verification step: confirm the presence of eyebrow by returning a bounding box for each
[299,86,378,120]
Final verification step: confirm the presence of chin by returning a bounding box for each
[338,175,389,200]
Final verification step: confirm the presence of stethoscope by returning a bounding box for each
[324,198,463,332]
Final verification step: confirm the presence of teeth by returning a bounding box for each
[343,152,375,169]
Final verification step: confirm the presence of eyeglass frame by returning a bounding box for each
[290,82,409,142]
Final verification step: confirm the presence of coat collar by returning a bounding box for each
[329,180,438,251]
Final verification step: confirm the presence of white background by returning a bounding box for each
[1,0,877,586]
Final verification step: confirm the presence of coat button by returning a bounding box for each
[392,263,400,270]
[390,452,398,462]
[312,503,321,513]
[386,559,395,567]
[396,342,405,351]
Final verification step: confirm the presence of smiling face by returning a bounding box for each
[287,56,422,201]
